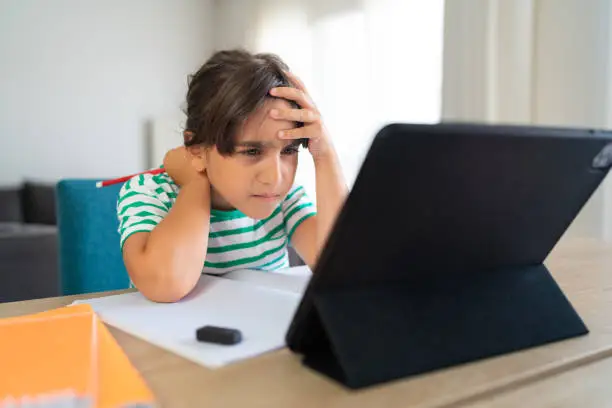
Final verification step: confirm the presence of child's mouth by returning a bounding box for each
[252,194,281,202]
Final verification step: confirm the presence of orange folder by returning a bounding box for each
[0,304,154,407]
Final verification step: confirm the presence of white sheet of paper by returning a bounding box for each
[221,265,311,295]
[73,269,310,368]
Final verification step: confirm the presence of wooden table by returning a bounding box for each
[1,238,612,408]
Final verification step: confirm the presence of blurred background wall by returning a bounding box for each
[1,0,611,240]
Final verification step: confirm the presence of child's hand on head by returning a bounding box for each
[269,71,335,162]
[163,146,207,187]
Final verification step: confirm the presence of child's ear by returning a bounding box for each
[186,144,204,157]
[183,130,195,144]
[186,145,207,172]
[191,155,206,173]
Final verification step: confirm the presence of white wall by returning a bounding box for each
[442,0,535,124]
[533,0,611,128]
[0,0,213,185]
[212,0,260,50]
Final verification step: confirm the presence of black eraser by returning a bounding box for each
[196,325,242,345]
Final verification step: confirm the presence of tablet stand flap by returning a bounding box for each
[305,264,588,389]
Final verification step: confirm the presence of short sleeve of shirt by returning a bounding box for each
[116,173,174,250]
[281,185,316,240]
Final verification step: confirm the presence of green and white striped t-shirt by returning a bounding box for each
[116,172,316,274]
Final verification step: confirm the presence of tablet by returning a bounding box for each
[285,123,612,388]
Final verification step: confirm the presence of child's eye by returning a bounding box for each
[241,148,261,157]
[282,146,300,155]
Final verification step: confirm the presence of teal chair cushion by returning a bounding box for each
[57,179,129,295]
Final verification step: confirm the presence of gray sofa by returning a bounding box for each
[0,183,60,302]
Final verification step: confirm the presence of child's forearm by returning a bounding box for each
[140,177,211,300]
[314,152,348,253]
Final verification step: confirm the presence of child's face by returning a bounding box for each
[206,98,300,219]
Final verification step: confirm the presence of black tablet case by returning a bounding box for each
[286,123,612,389]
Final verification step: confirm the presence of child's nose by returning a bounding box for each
[258,156,282,186]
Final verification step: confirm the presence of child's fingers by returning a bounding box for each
[278,125,316,140]
[270,108,318,123]
[270,87,314,109]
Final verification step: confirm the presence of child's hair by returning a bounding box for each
[184,49,304,154]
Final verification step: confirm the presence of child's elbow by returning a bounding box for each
[130,265,198,303]
[141,283,191,303]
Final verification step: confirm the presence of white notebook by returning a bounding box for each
[73,266,311,368]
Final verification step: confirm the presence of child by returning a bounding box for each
[117,49,347,303]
